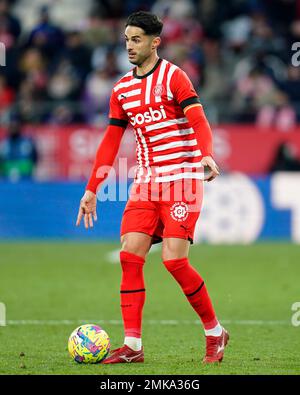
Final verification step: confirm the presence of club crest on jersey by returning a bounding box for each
[153,84,164,97]
[128,105,167,126]
[170,202,189,222]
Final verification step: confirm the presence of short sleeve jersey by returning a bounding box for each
[108,58,203,183]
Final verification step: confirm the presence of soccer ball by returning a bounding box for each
[68,324,110,363]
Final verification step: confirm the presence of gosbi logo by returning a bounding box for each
[170,202,189,222]
[128,105,167,126]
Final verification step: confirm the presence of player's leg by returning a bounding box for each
[162,237,229,363]
[102,199,159,364]
[162,237,221,334]
[103,232,153,364]
[119,231,152,352]
[159,179,229,363]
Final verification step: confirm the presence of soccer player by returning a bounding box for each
[76,11,229,364]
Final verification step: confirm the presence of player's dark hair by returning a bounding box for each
[125,11,163,36]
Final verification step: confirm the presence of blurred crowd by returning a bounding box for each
[1,0,300,129]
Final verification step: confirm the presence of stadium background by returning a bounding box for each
[0,0,300,375]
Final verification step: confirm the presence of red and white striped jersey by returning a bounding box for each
[109,58,204,183]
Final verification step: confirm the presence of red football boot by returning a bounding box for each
[203,328,229,363]
[102,345,144,364]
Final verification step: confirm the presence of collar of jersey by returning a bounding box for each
[133,58,162,79]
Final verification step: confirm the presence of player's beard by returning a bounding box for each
[128,52,149,66]
[129,58,139,65]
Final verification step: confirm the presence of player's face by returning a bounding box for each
[125,26,158,66]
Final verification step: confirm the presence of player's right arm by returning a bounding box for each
[76,89,128,229]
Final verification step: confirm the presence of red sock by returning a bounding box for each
[120,251,145,338]
[163,257,218,330]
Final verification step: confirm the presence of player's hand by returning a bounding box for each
[201,156,220,182]
[76,190,98,229]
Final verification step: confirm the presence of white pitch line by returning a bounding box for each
[105,250,120,264]
[4,319,290,326]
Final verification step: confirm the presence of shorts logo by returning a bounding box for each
[170,202,189,222]
[153,84,164,97]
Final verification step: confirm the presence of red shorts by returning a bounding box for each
[120,179,203,244]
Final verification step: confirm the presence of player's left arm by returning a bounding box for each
[183,103,219,182]
[171,68,220,182]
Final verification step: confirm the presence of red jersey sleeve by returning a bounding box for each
[170,67,200,109]
[170,67,213,158]
[86,125,125,193]
[108,89,129,128]
[184,105,213,157]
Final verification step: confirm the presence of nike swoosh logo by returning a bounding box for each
[217,335,225,354]
[217,345,224,354]
[119,353,143,362]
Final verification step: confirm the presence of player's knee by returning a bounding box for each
[162,236,190,261]
[161,242,188,262]
[120,236,148,259]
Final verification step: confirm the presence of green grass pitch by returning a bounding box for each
[0,242,299,375]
